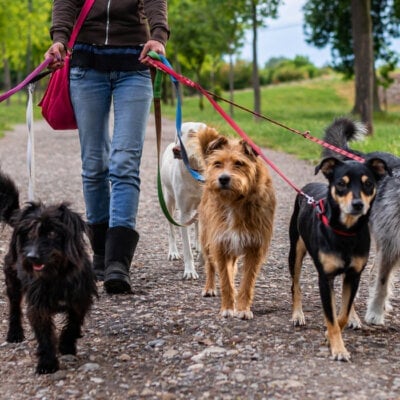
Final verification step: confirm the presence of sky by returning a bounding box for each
[238,0,333,67]
[239,0,400,68]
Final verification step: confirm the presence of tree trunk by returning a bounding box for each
[2,42,11,106]
[372,69,382,112]
[351,0,374,134]
[229,54,234,117]
[251,0,261,121]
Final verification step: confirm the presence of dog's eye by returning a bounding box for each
[47,230,57,240]
[213,161,222,168]
[234,160,244,168]
[364,180,374,190]
[336,179,347,190]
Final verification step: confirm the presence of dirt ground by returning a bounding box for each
[0,117,399,400]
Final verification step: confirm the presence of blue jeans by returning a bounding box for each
[70,67,153,229]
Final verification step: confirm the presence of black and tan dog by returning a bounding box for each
[0,172,97,374]
[288,147,390,361]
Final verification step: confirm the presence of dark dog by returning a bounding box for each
[321,117,400,325]
[288,131,389,361]
[1,172,97,374]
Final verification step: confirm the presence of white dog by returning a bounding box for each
[160,122,207,279]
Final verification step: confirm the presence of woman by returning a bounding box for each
[44,0,170,294]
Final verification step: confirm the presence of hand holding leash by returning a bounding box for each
[140,40,166,65]
[44,42,67,70]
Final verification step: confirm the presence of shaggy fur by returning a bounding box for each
[198,127,276,319]
[160,122,207,279]
[321,117,400,325]
[1,173,97,374]
[289,118,390,361]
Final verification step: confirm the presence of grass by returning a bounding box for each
[1,74,400,164]
[0,91,43,137]
[158,74,400,163]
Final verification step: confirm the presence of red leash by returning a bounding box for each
[0,59,52,103]
[147,57,308,199]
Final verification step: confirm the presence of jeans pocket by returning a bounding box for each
[135,69,151,80]
[70,67,88,81]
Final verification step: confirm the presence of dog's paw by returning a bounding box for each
[202,288,217,297]
[331,349,351,362]
[6,328,25,343]
[183,269,199,280]
[235,310,254,320]
[364,309,385,325]
[36,357,59,374]
[220,309,235,318]
[167,251,181,261]
[347,313,362,330]
[291,311,306,326]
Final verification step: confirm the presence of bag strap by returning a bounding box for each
[67,0,96,49]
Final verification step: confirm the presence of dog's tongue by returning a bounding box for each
[33,264,45,271]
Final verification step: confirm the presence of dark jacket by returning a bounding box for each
[50,0,170,48]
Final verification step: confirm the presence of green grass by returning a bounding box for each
[0,91,43,137]
[2,75,400,164]
[158,74,400,163]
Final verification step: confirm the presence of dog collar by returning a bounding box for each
[314,199,356,237]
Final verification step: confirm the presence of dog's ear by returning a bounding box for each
[197,127,221,157]
[172,144,182,159]
[57,203,88,240]
[58,203,88,264]
[365,157,392,180]
[205,136,229,156]
[315,157,343,178]
[239,140,258,160]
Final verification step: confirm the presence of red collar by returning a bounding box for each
[314,199,356,237]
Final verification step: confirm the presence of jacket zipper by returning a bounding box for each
[105,0,112,45]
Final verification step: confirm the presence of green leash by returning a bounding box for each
[150,52,184,227]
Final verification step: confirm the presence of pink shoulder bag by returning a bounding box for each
[39,0,95,130]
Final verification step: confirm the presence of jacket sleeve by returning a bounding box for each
[144,0,170,46]
[50,0,82,47]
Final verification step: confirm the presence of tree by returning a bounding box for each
[238,0,281,120]
[0,1,51,99]
[168,0,246,110]
[351,0,374,133]
[303,0,400,130]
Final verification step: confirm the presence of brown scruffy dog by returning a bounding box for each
[1,172,98,374]
[198,127,276,319]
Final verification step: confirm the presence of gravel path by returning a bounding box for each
[0,117,399,400]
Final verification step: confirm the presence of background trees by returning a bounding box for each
[303,0,400,133]
[0,0,51,96]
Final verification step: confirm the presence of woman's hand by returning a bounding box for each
[44,42,67,70]
[139,40,166,65]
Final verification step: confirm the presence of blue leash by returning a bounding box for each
[153,53,205,183]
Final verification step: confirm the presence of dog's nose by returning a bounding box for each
[351,199,364,212]
[26,248,41,263]
[218,174,231,188]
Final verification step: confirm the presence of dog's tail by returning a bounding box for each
[322,117,400,169]
[321,117,367,160]
[0,171,20,226]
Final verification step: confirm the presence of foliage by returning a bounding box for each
[159,75,400,162]
[0,0,51,74]
[303,0,400,77]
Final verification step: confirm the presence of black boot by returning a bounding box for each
[88,222,108,281]
[104,226,139,294]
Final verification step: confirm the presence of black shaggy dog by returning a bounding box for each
[0,172,97,374]
[288,146,390,361]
